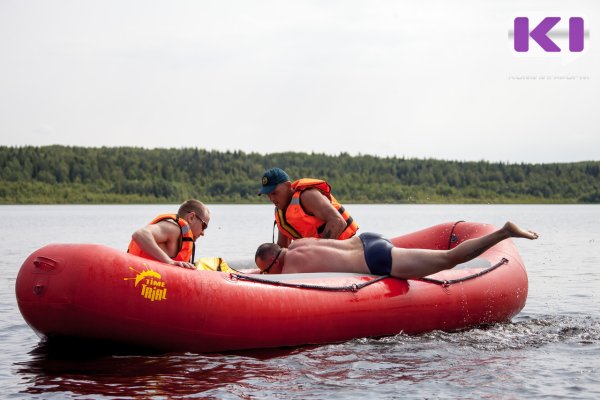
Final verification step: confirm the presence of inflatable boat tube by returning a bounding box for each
[15,221,528,353]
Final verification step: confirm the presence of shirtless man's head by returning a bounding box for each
[255,243,284,274]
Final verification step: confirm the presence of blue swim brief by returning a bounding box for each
[358,232,393,275]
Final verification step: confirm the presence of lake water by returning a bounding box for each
[1,204,599,399]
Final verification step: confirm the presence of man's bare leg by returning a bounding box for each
[390,221,538,279]
[445,221,538,263]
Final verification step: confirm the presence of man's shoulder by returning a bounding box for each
[299,187,329,201]
[154,219,181,233]
[156,218,180,226]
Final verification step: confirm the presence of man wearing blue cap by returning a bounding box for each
[258,168,359,248]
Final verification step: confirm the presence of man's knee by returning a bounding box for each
[442,250,459,267]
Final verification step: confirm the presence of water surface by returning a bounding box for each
[2,204,599,398]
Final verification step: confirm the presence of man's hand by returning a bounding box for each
[171,260,196,269]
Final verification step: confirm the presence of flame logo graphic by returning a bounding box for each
[124,265,168,302]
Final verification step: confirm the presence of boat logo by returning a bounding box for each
[124,266,167,301]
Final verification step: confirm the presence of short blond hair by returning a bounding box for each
[177,199,208,218]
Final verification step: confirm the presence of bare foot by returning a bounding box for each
[503,221,539,240]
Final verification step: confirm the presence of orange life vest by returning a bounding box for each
[275,179,358,240]
[127,214,195,263]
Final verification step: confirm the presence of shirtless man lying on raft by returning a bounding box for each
[255,221,538,278]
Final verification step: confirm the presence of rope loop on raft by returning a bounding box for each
[229,273,389,292]
[417,258,509,286]
[448,220,465,249]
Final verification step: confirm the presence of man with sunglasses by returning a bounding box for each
[128,199,210,269]
[255,221,538,277]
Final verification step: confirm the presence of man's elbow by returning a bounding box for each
[131,229,146,244]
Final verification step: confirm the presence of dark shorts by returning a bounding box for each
[358,232,393,275]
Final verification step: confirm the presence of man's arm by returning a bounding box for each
[131,222,195,268]
[277,230,292,248]
[300,189,346,239]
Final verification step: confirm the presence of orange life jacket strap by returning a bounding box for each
[182,237,195,264]
[276,207,302,239]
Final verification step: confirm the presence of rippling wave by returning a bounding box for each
[371,314,600,351]
[12,315,600,399]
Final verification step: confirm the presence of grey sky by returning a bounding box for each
[0,0,598,163]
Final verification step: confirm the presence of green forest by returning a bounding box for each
[1,145,599,204]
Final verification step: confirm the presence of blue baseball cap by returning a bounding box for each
[258,168,290,195]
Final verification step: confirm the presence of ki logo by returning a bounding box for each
[514,17,585,52]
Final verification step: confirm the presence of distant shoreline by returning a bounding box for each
[1,146,599,204]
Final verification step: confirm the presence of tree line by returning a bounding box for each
[0,145,599,204]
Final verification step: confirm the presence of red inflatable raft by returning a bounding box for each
[16,221,528,353]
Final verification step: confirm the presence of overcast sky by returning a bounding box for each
[0,0,598,163]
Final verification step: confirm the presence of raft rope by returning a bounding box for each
[234,220,510,291]
[230,273,389,292]
[230,257,508,291]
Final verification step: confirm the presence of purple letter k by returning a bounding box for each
[514,17,561,52]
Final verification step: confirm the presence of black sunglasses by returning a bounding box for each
[261,249,281,274]
[198,217,208,231]
[186,210,208,230]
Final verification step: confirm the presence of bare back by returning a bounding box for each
[283,237,369,274]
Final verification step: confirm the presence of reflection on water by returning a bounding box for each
[18,341,300,399]
[15,315,600,399]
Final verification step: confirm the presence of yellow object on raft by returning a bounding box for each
[195,257,236,273]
